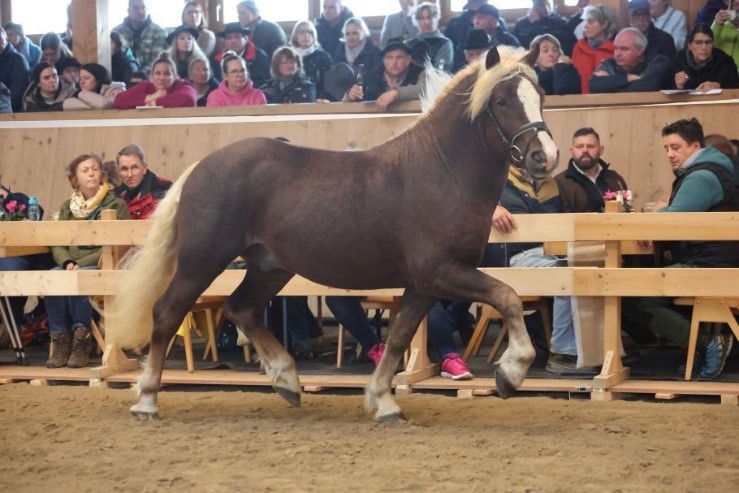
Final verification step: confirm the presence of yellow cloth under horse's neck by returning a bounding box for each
[508,166,558,201]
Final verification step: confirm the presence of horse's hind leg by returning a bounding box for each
[365,289,435,422]
[222,269,302,407]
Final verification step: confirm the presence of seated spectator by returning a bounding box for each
[58,56,81,87]
[260,47,316,104]
[39,32,74,73]
[212,22,271,88]
[410,2,454,71]
[572,5,618,93]
[474,4,521,48]
[237,0,287,59]
[650,0,687,51]
[182,1,216,57]
[110,31,142,88]
[45,153,129,368]
[0,81,10,113]
[590,28,672,92]
[114,51,197,108]
[112,0,168,76]
[63,63,125,110]
[206,51,267,107]
[514,0,577,55]
[290,20,333,99]
[531,33,581,94]
[22,61,75,112]
[623,118,737,380]
[114,144,172,219]
[345,37,426,111]
[316,0,354,59]
[333,17,382,75]
[673,24,739,91]
[697,0,731,28]
[3,22,40,69]
[167,25,208,79]
[629,0,676,59]
[380,0,419,49]
[0,26,30,112]
[189,57,218,107]
[453,28,491,72]
[712,1,739,67]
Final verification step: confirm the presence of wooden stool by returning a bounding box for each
[462,296,552,363]
[336,296,399,368]
[167,296,224,373]
[673,297,739,380]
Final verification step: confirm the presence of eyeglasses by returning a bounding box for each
[691,39,713,46]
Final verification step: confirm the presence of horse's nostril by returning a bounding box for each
[530,150,545,164]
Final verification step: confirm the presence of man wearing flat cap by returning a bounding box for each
[211,22,270,88]
[473,4,521,48]
[513,0,576,55]
[237,0,287,59]
[627,0,676,59]
[345,37,426,111]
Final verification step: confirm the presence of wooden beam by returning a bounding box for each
[71,0,111,69]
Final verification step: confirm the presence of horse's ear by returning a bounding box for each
[522,44,540,68]
[485,47,501,70]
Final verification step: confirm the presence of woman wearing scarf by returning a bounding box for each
[572,5,618,93]
[260,47,316,104]
[114,143,172,220]
[673,24,738,92]
[45,154,129,369]
[290,20,333,99]
[3,22,40,69]
[332,17,381,75]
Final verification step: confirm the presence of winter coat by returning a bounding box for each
[211,43,271,88]
[589,54,672,93]
[249,17,288,59]
[0,43,30,112]
[572,38,615,94]
[644,22,676,60]
[260,75,316,104]
[315,7,355,60]
[555,159,629,213]
[206,79,267,107]
[514,13,576,55]
[112,15,168,75]
[333,37,383,75]
[111,47,142,88]
[535,63,581,95]
[195,77,219,107]
[115,169,172,220]
[712,20,739,68]
[673,48,739,89]
[113,79,197,109]
[410,31,454,71]
[63,82,127,110]
[301,49,333,99]
[361,64,425,102]
[22,78,76,112]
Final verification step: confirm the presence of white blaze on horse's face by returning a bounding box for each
[516,78,559,174]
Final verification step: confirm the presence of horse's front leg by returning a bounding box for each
[428,264,535,398]
[365,289,435,422]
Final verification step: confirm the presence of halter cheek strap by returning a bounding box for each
[485,105,552,164]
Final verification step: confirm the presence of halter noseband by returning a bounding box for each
[485,104,552,165]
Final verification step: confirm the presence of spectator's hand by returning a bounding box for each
[576,0,589,12]
[144,90,167,104]
[654,199,668,211]
[626,74,642,82]
[715,10,732,24]
[558,55,572,64]
[66,262,79,271]
[375,89,398,111]
[695,81,720,92]
[592,70,608,77]
[492,205,517,233]
[346,84,364,102]
[674,71,689,89]
[315,98,331,104]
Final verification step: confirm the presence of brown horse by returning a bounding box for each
[108,46,559,422]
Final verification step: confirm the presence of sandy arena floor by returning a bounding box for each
[0,383,737,492]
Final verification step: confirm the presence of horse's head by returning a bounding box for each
[468,46,559,181]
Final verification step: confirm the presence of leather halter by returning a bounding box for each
[485,104,552,165]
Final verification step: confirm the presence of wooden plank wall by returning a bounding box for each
[0,99,736,213]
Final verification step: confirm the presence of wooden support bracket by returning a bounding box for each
[89,344,139,380]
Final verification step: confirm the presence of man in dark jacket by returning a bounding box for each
[237,0,287,59]
[114,144,172,220]
[212,22,270,88]
[315,0,354,61]
[555,127,629,213]
[513,0,576,55]
[0,27,30,112]
[628,0,676,60]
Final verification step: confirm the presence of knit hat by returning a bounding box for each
[240,0,259,13]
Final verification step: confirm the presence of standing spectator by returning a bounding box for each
[212,22,271,88]
[206,51,267,107]
[260,46,316,104]
[712,1,739,67]
[410,2,454,71]
[3,23,40,69]
[514,0,577,55]
[333,17,382,74]
[697,0,731,28]
[290,20,333,99]
[237,0,287,59]
[649,0,687,51]
[473,4,521,48]
[182,1,216,57]
[628,0,676,60]
[189,58,218,107]
[531,33,581,95]
[115,144,172,220]
[572,5,618,93]
[58,57,81,87]
[316,0,354,59]
[63,63,125,110]
[112,0,168,76]
[380,0,420,49]
[445,1,490,70]
[39,32,74,73]
[0,26,30,112]
[673,24,739,91]
[110,31,141,88]
[22,61,75,112]
[589,27,672,92]
[167,25,208,79]
[114,52,197,108]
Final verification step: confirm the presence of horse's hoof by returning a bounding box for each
[494,370,516,399]
[275,386,301,407]
[130,409,159,421]
[376,412,407,423]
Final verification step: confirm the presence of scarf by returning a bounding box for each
[344,38,367,64]
[685,50,712,72]
[294,46,316,58]
[69,183,109,219]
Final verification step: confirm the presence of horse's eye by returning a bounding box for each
[495,98,506,106]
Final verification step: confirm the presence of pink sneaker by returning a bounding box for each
[366,342,385,366]
[440,353,473,380]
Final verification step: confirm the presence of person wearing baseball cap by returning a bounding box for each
[627,0,676,59]
[473,4,521,48]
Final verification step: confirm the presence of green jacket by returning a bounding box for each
[52,190,130,268]
[712,21,739,68]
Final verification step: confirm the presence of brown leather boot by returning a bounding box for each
[47,332,72,368]
[67,325,91,368]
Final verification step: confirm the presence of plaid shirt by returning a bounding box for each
[112,16,168,75]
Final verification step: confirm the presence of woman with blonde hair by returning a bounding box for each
[530,34,580,95]
[181,1,216,57]
[114,51,197,108]
[410,2,454,71]
[260,46,316,104]
[167,25,209,79]
[333,17,381,74]
[290,20,333,98]
[572,4,618,93]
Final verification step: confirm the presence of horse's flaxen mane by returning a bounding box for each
[420,46,536,121]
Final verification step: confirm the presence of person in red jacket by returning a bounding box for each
[571,5,618,93]
[113,51,196,108]
[114,143,172,219]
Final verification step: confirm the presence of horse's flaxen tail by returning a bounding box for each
[105,161,200,348]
